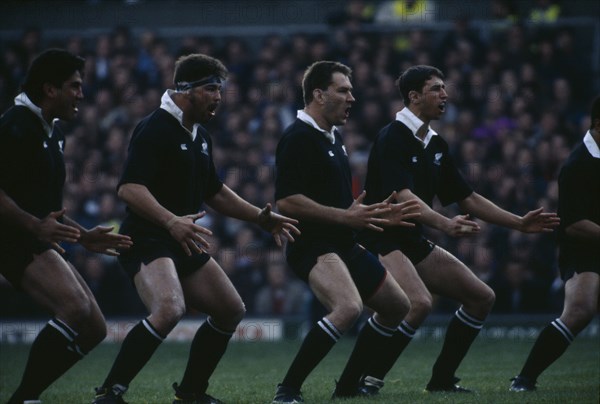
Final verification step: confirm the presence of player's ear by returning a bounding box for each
[314,88,326,104]
[43,82,58,99]
[409,90,419,104]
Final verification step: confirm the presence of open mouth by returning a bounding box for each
[438,102,446,112]
[207,104,218,115]
[344,107,351,118]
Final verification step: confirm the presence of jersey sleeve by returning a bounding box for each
[437,145,473,206]
[378,132,414,195]
[118,123,161,189]
[558,161,594,227]
[275,132,314,201]
[204,135,224,199]
[0,114,31,189]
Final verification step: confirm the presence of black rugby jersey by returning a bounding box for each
[0,106,66,239]
[363,119,472,238]
[275,118,355,244]
[119,108,223,237]
[557,139,600,270]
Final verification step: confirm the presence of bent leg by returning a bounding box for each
[335,257,410,397]
[99,258,184,392]
[417,247,495,390]
[516,272,599,384]
[175,258,246,397]
[280,253,363,391]
[362,250,431,383]
[10,250,106,403]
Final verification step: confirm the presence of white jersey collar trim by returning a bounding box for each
[396,107,438,147]
[583,131,600,158]
[297,110,336,144]
[14,92,55,137]
[160,90,199,141]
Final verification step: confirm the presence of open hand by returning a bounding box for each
[520,207,560,233]
[257,203,300,247]
[167,212,213,256]
[80,225,133,256]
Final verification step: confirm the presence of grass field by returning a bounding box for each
[1,336,598,403]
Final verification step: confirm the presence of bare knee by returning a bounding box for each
[409,294,433,323]
[58,292,94,328]
[151,296,186,333]
[330,300,363,332]
[562,305,595,334]
[482,287,496,312]
[464,284,495,318]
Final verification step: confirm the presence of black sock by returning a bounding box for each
[336,316,395,394]
[429,307,484,385]
[367,320,416,380]
[8,318,84,403]
[281,317,341,390]
[178,318,234,395]
[102,318,164,388]
[519,319,573,382]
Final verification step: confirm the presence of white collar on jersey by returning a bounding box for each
[583,130,600,158]
[14,92,56,138]
[396,107,438,148]
[160,89,201,141]
[297,110,336,144]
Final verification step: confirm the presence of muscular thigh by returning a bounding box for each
[134,257,184,313]
[21,249,89,316]
[308,253,361,313]
[180,257,243,319]
[379,249,429,302]
[563,272,600,316]
[416,246,489,302]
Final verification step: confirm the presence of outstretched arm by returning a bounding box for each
[458,192,560,233]
[379,191,421,227]
[206,185,300,247]
[277,191,391,232]
[396,188,480,236]
[62,216,132,256]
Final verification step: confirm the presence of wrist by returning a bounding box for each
[165,216,178,230]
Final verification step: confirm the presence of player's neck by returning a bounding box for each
[591,129,600,147]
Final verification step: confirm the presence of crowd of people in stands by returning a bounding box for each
[0,0,596,317]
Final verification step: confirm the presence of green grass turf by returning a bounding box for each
[1,337,598,403]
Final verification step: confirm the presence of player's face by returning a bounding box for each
[189,82,222,123]
[52,71,84,121]
[415,76,448,121]
[322,72,355,127]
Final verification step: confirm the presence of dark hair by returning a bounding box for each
[22,48,85,103]
[302,61,352,106]
[591,95,600,130]
[173,53,228,85]
[396,65,444,106]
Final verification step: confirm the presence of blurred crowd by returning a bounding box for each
[0,0,597,318]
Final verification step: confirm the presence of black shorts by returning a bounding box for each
[286,239,386,300]
[0,237,53,289]
[359,231,435,265]
[117,236,211,280]
[559,255,600,281]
